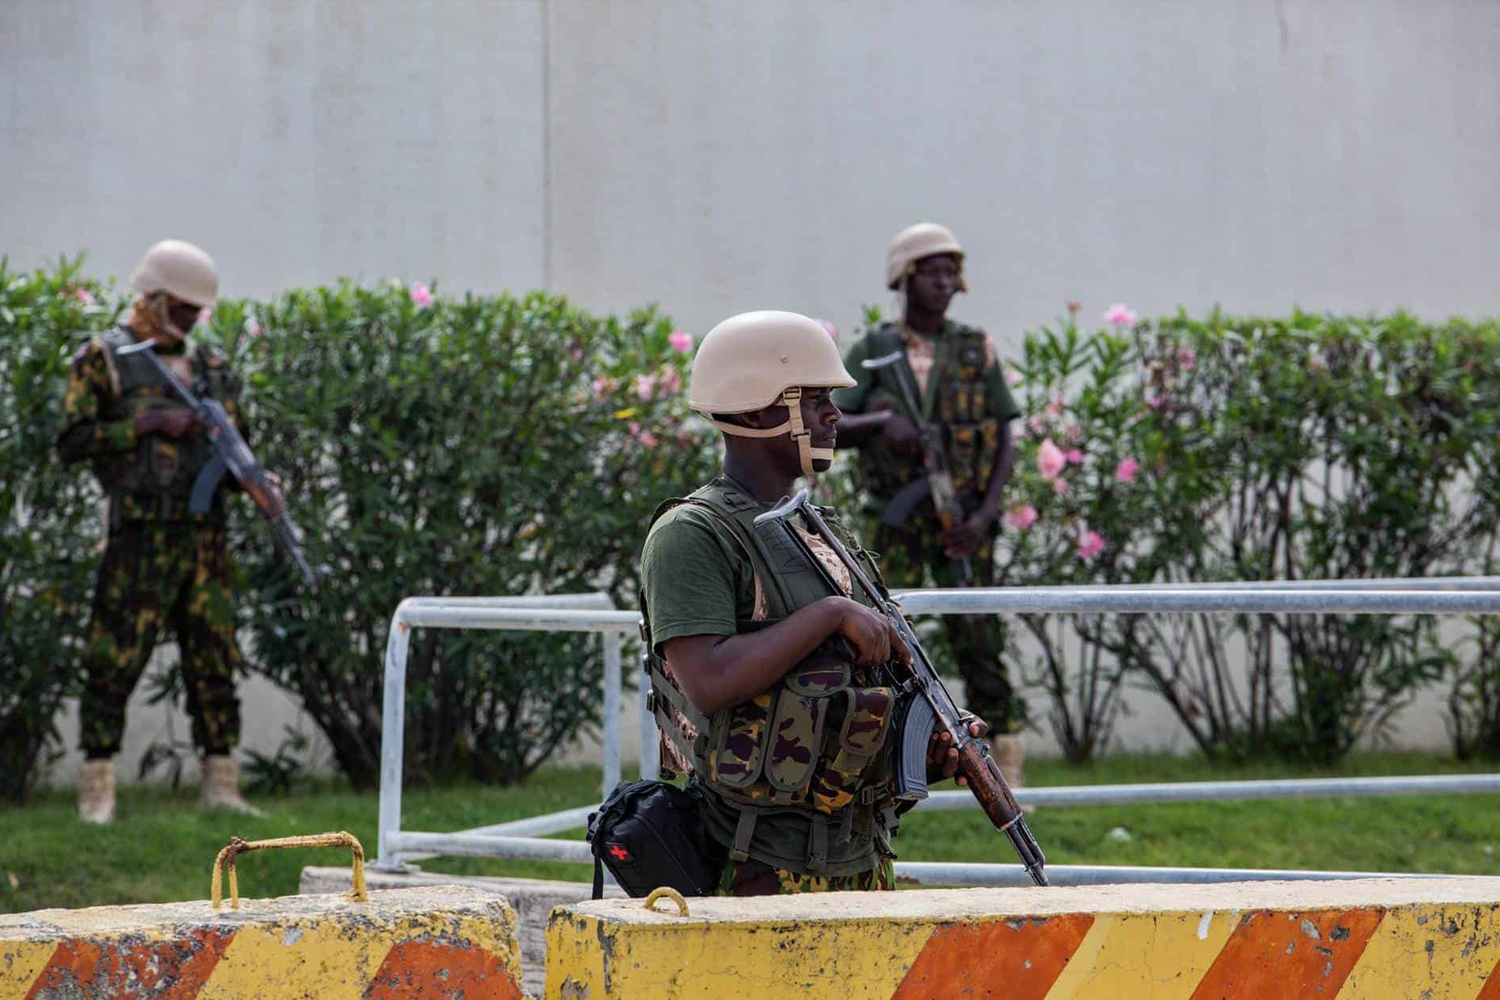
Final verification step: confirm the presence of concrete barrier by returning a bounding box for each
[546,877,1500,999]
[301,865,620,996]
[0,885,527,999]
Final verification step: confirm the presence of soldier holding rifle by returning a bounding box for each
[639,310,1042,895]
[58,240,282,823]
[834,223,1028,784]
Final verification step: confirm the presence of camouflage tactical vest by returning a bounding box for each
[857,321,1001,504]
[93,328,236,518]
[642,478,905,873]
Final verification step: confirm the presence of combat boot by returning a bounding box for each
[78,758,116,824]
[200,754,265,816]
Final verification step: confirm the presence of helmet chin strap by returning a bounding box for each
[706,387,830,477]
[148,292,191,341]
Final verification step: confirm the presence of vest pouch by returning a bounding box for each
[763,691,828,797]
[710,690,776,789]
[780,645,851,697]
[948,422,980,496]
[810,686,895,814]
[976,418,1001,492]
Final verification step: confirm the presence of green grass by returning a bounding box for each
[3,753,1499,914]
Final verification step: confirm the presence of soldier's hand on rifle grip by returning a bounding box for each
[879,411,921,454]
[830,597,911,667]
[136,409,202,439]
[928,715,989,784]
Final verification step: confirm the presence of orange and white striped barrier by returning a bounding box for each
[0,884,527,999]
[545,877,1500,999]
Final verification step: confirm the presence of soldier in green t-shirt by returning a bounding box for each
[834,223,1027,785]
[640,310,987,895]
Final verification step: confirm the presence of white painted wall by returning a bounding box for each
[8,0,1497,783]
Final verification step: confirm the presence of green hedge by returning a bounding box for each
[5,255,1500,798]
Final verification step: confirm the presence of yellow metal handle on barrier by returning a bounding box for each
[643,886,690,917]
[211,831,367,910]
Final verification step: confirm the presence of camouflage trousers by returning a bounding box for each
[78,521,244,758]
[714,855,895,896]
[874,516,1025,732]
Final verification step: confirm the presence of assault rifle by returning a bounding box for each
[862,351,972,585]
[754,489,1047,887]
[116,340,318,588]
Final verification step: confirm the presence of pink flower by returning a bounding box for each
[1177,347,1197,371]
[1052,478,1069,494]
[635,373,656,401]
[1115,457,1140,483]
[668,330,694,353]
[1146,393,1172,411]
[1037,438,1067,479]
[1066,448,1084,465]
[1066,422,1082,443]
[591,376,615,400]
[409,282,433,308]
[1026,415,1046,435]
[1078,530,1105,561]
[73,288,95,306]
[1105,303,1140,327]
[198,308,212,326]
[627,421,658,449]
[818,319,838,340]
[1046,395,1067,417]
[1004,367,1022,387]
[656,367,683,393]
[248,323,266,339]
[1006,505,1038,531]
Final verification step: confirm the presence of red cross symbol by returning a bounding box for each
[609,844,630,861]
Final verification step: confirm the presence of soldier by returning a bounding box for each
[58,239,261,823]
[833,223,1028,786]
[640,310,987,895]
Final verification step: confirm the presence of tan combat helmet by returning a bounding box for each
[689,310,855,476]
[130,239,219,339]
[886,222,966,291]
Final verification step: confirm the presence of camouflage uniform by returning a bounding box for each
[58,327,245,758]
[835,320,1025,731]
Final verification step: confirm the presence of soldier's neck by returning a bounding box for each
[903,305,946,336]
[722,452,797,504]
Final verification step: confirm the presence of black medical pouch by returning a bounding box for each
[586,780,720,899]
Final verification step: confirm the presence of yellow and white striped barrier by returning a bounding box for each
[0,885,527,999]
[546,877,1500,999]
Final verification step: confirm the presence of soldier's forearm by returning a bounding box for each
[662,598,851,716]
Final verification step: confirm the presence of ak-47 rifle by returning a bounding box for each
[116,339,318,588]
[753,489,1047,887]
[862,350,972,585]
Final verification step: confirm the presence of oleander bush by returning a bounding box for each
[0,256,122,801]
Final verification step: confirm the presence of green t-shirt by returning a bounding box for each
[641,500,765,652]
[833,320,1022,423]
